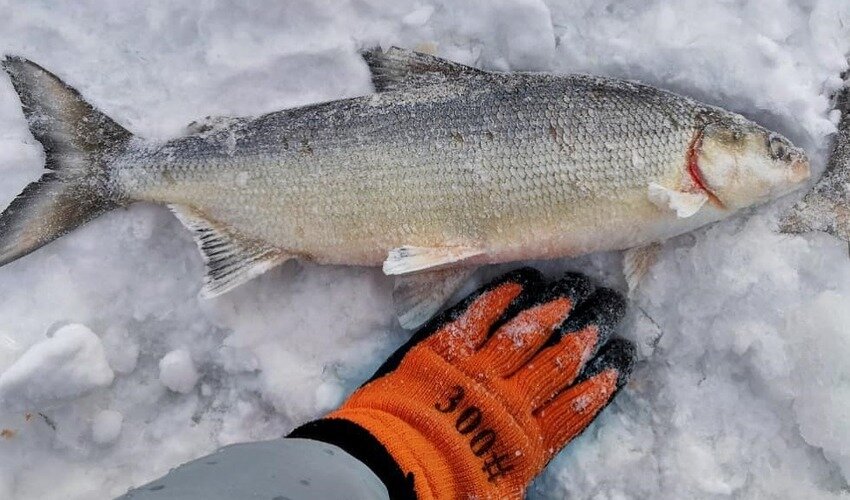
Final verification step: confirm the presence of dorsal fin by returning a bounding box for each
[361,46,486,92]
[169,205,290,297]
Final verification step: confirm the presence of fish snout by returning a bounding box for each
[789,153,811,184]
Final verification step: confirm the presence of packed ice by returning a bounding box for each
[0,324,114,412]
[158,349,200,395]
[91,410,124,446]
[1,1,850,498]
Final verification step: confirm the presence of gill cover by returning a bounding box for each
[697,117,809,211]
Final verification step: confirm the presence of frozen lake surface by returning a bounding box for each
[1,1,850,498]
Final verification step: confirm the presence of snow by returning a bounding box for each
[91,410,123,446]
[0,1,849,499]
[0,324,114,412]
[158,349,199,394]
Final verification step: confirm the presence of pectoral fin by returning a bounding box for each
[383,245,485,275]
[394,267,477,329]
[169,205,289,297]
[648,183,707,218]
[623,243,661,297]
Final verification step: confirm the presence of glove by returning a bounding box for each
[291,268,636,499]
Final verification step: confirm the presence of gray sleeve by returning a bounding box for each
[115,438,390,500]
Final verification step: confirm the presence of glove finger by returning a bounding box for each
[550,288,626,350]
[537,338,636,457]
[364,268,543,384]
[509,288,626,411]
[467,273,592,377]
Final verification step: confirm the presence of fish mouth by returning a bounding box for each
[789,157,811,184]
[770,156,811,199]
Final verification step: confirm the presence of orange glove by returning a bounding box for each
[291,268,636,499]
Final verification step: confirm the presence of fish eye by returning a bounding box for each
[767,134,791,161]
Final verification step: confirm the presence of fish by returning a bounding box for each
[780,67,850,242]
[0,47,810,328]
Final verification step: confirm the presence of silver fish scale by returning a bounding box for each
[114,72,701,266]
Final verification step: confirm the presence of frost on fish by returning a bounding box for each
[0,47,810,328]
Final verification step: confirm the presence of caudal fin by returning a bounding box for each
[0,57,132,266]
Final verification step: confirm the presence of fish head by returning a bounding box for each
[696,117,810,210]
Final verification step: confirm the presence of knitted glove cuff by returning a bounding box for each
[289,417,417,500]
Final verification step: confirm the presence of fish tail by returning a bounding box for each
[0,56,132,267]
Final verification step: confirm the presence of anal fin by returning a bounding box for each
[169,205,289,297]
[394,267,477,329]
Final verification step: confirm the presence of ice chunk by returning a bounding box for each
[315,381,345,413]
[101,325,139,375]
[402,6,434,26]
[0,324,113,411]
[785,291,850,479]
[158,349,200,394]
[92,409,124,445]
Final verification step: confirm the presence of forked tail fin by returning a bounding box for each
[0,57,132,266]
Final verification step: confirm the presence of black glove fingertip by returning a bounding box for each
[540,272,593,307]
[578,338,637,390]
[554,288,626,348]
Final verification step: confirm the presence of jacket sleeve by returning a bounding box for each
[115,437,390,500]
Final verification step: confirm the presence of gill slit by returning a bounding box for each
[687,129,725,209]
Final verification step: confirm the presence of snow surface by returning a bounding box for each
[0,324,114,412]
[158,349,200,394]
[1,1,850,498]
[91,410,123,446]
